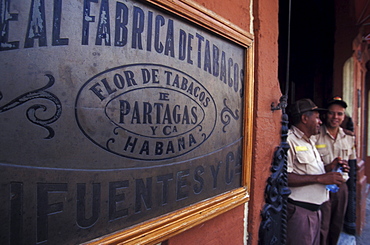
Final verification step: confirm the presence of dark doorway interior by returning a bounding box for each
[278,0,336,107]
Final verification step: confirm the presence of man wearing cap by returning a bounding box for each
[314,96,356,245]
[286,98,347,245]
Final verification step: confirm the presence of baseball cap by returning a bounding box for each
[326,96,347,108]
[290,98,326,115]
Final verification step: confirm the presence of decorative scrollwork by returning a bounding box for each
[0,74,62,139]
[106,127,120,150]
[271,94,289,111]
[259,95,291,245]
[220,98,239,132]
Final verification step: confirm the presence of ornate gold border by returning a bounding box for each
[85,187,249,245]
[85,1,254,244]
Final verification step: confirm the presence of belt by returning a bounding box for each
[288,198,321,212]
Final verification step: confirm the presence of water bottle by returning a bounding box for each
[326,183,339,193]
[326,167,343,193]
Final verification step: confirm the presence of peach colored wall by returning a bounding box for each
[248,0,282,244]
[167,205,245,245]
[196,1,251,32]
[167,0,282,244]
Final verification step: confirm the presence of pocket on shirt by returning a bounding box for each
[316,147,330,163]
[341,148,349,160]
[296,150,315,164]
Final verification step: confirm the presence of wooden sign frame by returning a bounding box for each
[85,0,254,244]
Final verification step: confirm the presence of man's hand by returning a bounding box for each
[316,172,345,185]
[339,159,350,173]
[288,172,345,187]
[325,157,350,173]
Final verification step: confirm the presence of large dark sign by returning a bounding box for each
[0,0,246,244]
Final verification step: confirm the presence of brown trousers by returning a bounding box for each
[320,182,348,245]
[287,202,321,245]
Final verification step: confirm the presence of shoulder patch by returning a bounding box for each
[295,146,308,151]
[315,144,326,149]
